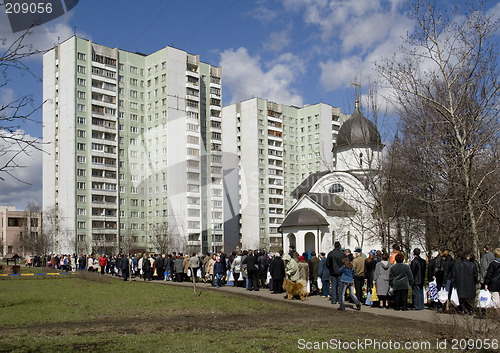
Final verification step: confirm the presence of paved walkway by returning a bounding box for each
[124,276,488,327]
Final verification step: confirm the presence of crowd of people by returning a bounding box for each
[24,243,500,316]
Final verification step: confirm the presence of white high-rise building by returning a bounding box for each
[222,98,347,251]
[43,36,222,255]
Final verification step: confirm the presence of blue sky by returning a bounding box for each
[0,0,499,210]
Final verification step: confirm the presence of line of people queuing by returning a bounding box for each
[323,242,500,315]
[24,254,74,271]
[26,242,500,316]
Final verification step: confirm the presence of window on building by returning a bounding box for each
[329,184,344,193]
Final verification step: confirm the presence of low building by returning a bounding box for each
[0,206,43,257]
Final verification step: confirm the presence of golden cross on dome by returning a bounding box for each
[350,76,361,109]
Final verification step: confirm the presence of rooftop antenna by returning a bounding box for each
[350,75,361,109]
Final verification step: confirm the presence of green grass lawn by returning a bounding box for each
[0,276,487,353]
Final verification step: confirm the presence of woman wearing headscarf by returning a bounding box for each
[374,252,392,308]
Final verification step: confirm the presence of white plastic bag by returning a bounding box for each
[266,271,271,285]
[450,288,460,306]
[438,287,449,304]
[477,289,493,308]
[317,277,322,290]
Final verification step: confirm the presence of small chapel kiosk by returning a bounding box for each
[279,102,384,255]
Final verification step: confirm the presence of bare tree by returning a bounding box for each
[378,0,500,258]
[171,209,190,253]
[16,202,50,256]
[119,227,137,255]
[0,28,45,181]
[151,222,173,254]
[42,205,59,254]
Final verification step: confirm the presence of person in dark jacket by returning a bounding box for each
[142,254,152,281]
[410,248,427,310]
[365,250,378,292]
[269,250,285,294]
[338,257,361,311]
[155,255,165,280]
[242,250,259,291]
[326,241,346,304]
[257,250,270,289]
[173,255,184,282]
[120,254,130,281]
[213,256,225,288]
[389,253,414,311]
[318,253,330,297]
[309,252,320,295]
[452,253,478,314]
[164,254,173,281]
[480,246,495,288]
[484,248,500,315]
[78,255,87,271]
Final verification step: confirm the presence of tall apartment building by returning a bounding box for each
[222,98,346,251]
[43,36,222,255]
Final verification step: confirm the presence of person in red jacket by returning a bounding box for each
[98,254,108,275]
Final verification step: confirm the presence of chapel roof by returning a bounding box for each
[335,106,381,148]
[291,170,329,199]
[307,193,356,214]
[279,208,329,229]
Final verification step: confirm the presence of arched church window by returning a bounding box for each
[329,183,344,193]
[359,152,363,166]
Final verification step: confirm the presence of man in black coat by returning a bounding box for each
[410,248,427,310]
[242,249,259,291]
[484,249,500,315]
[257,250,270,289]
[452,254,478,314]
[120,254,130,281]
[269,250,285,294]
[164,254,173,281]
[326,241,346,304]
[155,255,165,280]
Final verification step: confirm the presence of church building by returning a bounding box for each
[279,102,385,255]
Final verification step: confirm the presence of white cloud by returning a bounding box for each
[282,0,407,55]
[0,130,42,210]
[316,0,414,95]
[249,5,278,22]
[0,10,87,58]
[220,47,304,106]
[0,88,16,107]
[319,56,364,91]
[263,28,292,53]
[489,2,500,23]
